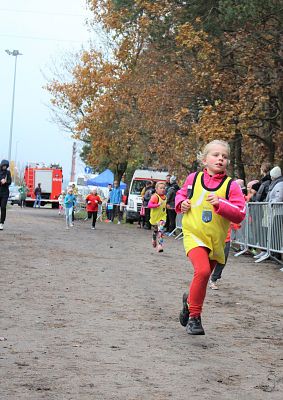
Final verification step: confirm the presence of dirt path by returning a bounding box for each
[1,207,282,399]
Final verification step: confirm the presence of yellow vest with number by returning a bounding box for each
[150,194,167,225]
[182,172,231,264]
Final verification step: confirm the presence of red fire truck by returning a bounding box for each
[24,163,63,208]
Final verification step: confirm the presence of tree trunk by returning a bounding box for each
[115,161,128,184]
[234,130,245,181]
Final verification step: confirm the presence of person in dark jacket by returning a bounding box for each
[33,183,42,208]
[166,176,180,234]
[255,161,272,202]
[0,159,12,230]
[143,181,156,230]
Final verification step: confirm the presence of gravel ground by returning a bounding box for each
[1,207,282,400]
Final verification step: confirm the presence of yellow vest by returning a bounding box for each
[150,194,167,225]
[182,172,231,264]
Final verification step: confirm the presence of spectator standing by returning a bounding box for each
[255,162,272,202]
[164,174,172,232]
[0,160,12,230]
[143,181,156,230]
[245,180,259,202]
[18,184,28,208]
[257,166,283,260]
[71,184,78,223]
[166,176,180,234]
[33,183,42,208]
[86,187,102,230]
[109,180,123,224]
[105,183,113,221]
[137,182,148,228]
[266,166,283,202]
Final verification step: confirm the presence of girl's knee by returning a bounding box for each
[194,268,211,281]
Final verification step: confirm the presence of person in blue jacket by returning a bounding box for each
[109,180,123,224]
[64,187,76,229]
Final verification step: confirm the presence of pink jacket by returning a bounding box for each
[175,169,246,224]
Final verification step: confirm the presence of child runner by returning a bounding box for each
[86,187,102,229]
[58,191,65,215]
[148,181,167,253]
[175,140,246,335]
[209,222,240,290]
[64,187,76,229]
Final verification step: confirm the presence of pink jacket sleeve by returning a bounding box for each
[148,194,160,209]
[175,173,196,213]
[214,181,246,223]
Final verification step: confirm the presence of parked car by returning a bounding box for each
[8,185,21,205]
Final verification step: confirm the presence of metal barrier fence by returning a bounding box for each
[168,213,183,239]
[232,202,283,264]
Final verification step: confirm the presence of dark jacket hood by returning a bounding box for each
[0,159,9,169]
[261,173,271,183]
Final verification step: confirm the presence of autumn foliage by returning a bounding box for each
[46,0,283,181]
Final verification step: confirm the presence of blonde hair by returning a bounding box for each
[197,140,230,166]
[155,181,165,190]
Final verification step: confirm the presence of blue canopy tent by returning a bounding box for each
[86,169,127,189]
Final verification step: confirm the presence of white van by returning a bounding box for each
[126,168,169,223]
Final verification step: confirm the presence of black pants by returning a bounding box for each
[144,207,151,229]
[211,242,231,282]
[106,203,111,220]
[88,211,98,227]
[167,208,177,233]
[138,214,146,227]
[110,205,122,222]
[0,195,8,224]
[165,209,170,231]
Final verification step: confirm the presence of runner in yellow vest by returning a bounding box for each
[148,182,167,253]
[175,140,246,335]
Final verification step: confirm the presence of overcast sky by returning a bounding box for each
[0,0,96,181]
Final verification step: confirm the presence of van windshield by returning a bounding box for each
[130,179,148,195]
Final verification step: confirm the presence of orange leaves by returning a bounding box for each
[46,1,282,176]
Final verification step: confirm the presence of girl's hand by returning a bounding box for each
[207,193,219,206]
[181,199,191,213]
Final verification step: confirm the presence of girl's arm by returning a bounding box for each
[175,173,196,213]
[213,181,246,223]
[148,194,160,209]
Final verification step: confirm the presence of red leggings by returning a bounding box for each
[187,247,217,318]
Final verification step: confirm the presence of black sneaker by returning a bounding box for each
[179,292,190,327]
[186,316,205,335]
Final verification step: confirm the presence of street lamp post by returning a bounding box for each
[5,49,23,162]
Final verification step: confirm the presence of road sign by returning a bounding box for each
[84,166,93,174]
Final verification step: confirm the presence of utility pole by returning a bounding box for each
[5,49,23,161]
[70,142,77,183]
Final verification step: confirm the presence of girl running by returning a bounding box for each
[64,187,76,229]
[175,140,246,335]
[86,187,102,229]
[58,191,65,215]
[148,181,167,253]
